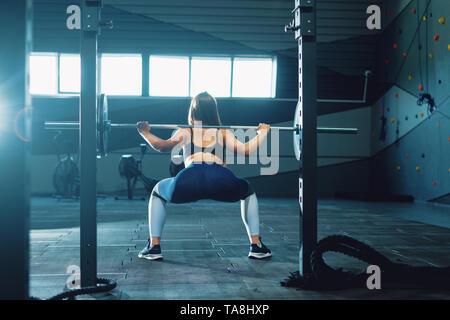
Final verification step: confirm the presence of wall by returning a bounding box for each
[369,0,450,201]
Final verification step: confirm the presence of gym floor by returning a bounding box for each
[29,197,450,300]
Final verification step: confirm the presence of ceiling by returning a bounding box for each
[104,0,384,52]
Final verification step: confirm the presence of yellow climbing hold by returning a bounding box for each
[371,131,375,137]
[438,17,445,24]
[437,123,440,128]
[416,166,421,171]
[423,16,427,21]
[391,118,396,123]
[448,44,450,51]
[396,166,401,171]
[408,75,412,81]
[429,53,434,59]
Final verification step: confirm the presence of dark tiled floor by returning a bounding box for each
[29,197,450,299]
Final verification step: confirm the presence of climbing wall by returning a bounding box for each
[370,0,449,201]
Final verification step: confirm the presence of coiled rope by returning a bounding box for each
[281,235,450,290]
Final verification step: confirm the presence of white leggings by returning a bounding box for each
[148,182,260,243]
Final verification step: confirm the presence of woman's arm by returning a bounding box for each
[137,121,186,153]
[222,123,270,156]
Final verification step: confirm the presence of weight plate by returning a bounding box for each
[293,101,301,161]
[97,93,108,158]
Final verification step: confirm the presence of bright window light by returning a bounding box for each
[232,57,275,98]
[190,57,231,97]
[149,56,189,96]
[29,53,58,95]
[101,54,142,95]
[59,54,80,93]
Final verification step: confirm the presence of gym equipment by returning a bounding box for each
[52,131,80,198]
[116,144,158,200]
[53,156,80,198]
[285,0,318,276]
[44,93,359,159]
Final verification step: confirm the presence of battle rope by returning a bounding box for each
[281,235,450,290]
[30,278,117,300]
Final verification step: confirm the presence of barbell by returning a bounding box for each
[44,94,359,159]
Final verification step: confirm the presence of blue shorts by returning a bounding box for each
[156,162,254,203]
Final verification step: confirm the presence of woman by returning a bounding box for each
[136,92,271,260]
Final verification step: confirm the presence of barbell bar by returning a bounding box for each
[43,94,359,158]
[45,121,358,135]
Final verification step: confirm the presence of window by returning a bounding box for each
[29,52,277,98]
[190,57,231,97]
[101,54,142,95]
[59,54,80,93]
[29,53,58,95]
[149,56,189,96]
[232,57,276,98]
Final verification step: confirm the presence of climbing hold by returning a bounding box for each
[396,166,401,171]
[433,181,437,186]
[388,10,393,15]
[423,16,427,21]
[448,137,450,142]
[403,52,408,57]
[416,166,420,171]
[395,92,399,98]
[437,123,440,128]
[434,34,439,41]
[419,84,424,91]
[429,53,434,59]
[438,17,445,24]
[421,154,425,158]
[385,59,390,64]
[408,75,412,81]
[448,44,450,51]
[406,154,410,159]
[371,131,375,137]
[378,108,382,114]
[412,8,416,14]
[393,43,398,49]
[420,112,424,117]
[391,118,396,124]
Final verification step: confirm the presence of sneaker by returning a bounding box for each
[248,239,272,259]
[138,241,163,260]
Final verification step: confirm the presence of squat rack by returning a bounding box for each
[77,0,320,281]
[285,0,318,276]
[72,0,322,285]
